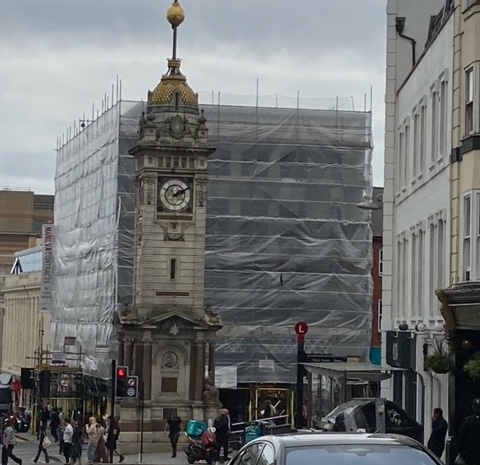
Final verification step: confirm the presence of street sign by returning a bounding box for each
[127,387,136,397]
[294,321,309,335]
[128,378,135,387]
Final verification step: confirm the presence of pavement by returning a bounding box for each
[14,434,189,465]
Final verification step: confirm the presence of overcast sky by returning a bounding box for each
[0,0,386,194]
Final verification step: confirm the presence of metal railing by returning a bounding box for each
[229,415,292,450]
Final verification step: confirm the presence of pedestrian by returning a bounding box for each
[2,419,22,465]
[165,412,182,458]
[71,422,83,465]
[33,425,50,463]
[427,408,448,459]
[63,419,74,465]
[50,408,60,443]
[214,409,230,463]
[106,416,125,463]
[85,417,98,465]
[261,400,276,419]
[58,408,65,455]
[93,419,109,464]
[458,398,480,465]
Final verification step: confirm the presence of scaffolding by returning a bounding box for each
[52,93,373,383]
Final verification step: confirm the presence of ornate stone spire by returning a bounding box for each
[135,0,209,149]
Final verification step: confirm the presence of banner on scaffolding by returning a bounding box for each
[40,224,53,313]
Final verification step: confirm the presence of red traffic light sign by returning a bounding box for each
[116,367,127,378]
[294,322,309,335]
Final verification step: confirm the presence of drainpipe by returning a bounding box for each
[396,17,417,67]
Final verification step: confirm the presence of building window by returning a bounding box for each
[402,238,408,319]
[420,104,427,175]
[477,193,480,278]
[404,125,410,185]
[431,90,439,163]
[418,230,425,317]
[411,233,417,316]
[396,241,402,319]
[378,248,383,276]
[465,68,474,135]
[413,113,419,178]
[378,300,383,333]
[429,223,437,313]
[398,131,405,190]
[438,218,445,289]
[440,80,448,156]
[170,258,177,280]
[464,194,472,280]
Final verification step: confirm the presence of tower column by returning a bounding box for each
[133,340,144,378]
[208,341,216,383]
[194,342,205,401]
[142,339,152,401]
[124,338,134,370]
[189,343,198,400]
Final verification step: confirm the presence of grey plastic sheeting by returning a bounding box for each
[51,100,373,381]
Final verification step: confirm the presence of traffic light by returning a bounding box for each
[115,366,128,397]
[115,366,139,398]
[39,370,51,398]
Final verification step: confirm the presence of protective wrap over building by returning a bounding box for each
[51,100,374,383]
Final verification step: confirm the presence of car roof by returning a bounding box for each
[252,433,423,448]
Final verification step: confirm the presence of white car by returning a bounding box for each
[229,433,443,465]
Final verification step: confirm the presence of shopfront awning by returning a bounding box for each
[304,362,402,382]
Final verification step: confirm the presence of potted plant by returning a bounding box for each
[464,352,480,380]
[424,339,453,374]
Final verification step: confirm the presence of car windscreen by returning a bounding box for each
[285,444,439,465]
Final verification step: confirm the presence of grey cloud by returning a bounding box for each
[2,1,385,58]
[1,0,386,193]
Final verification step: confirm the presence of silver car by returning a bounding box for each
[229,433,443,465]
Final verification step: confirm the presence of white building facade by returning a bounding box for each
[383,0,454,442]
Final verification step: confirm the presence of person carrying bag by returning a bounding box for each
[33,425,50,463]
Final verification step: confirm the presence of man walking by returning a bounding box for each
[106,416,125,463]
[165,412,182,458]
[2,419,22,465]
[458,398,480,465]
[427,408,448,458]
[214,409,230,464]
[63,419,74,465]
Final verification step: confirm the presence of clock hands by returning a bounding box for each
[173,186,189,197]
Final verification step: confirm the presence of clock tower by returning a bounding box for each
[117,1,222,443]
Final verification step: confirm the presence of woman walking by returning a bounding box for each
[71,422,83,465]
[33,425,50,463]
[85,417,98,465]
[93,419,109,464]
[2,419,22,465]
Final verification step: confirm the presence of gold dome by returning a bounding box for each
[148,76,198,107]
[167,1,185,27]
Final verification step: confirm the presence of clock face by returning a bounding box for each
[158,178,192,213]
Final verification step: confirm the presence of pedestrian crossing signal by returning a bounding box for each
[115,366,138,398]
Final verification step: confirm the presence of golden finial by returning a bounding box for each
[166,1,185,28]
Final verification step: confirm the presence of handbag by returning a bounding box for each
[455,454,466,465]
[42,436,52,449]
